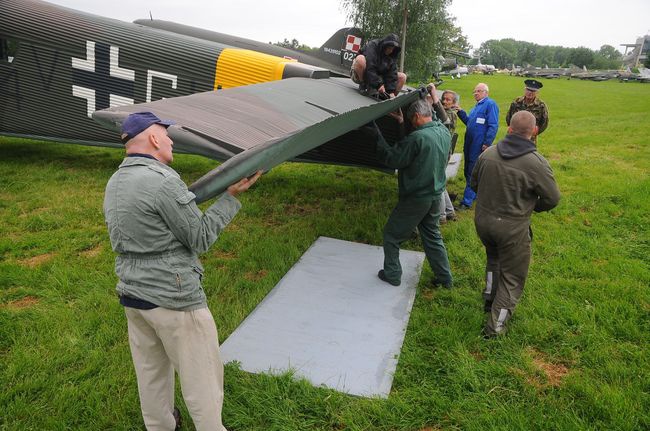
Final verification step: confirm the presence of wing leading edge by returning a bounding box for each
[93,78,424,203]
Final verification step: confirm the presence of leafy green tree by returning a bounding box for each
[477,39,517,68]
[568,47,594,68]
[598,44,622,61]
[341,0,467,80]
[590,45,622,69]
[645,55,650,68]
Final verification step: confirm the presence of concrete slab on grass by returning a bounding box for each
[220,236,425,397]
[446,152,462,179]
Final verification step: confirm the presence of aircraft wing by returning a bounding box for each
[93,77,423,203]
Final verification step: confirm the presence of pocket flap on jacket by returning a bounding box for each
[175,191,196,206]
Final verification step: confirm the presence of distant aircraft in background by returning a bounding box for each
[569,66,619,81]
[436,49,471,79]
[472,62,496,75]
[1,0,424,202]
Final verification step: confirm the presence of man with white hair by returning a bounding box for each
[457,82,499,209]
[470,110,560,337]
[372,98,453,289]
[104,112,261,431]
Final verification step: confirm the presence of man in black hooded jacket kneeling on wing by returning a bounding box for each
[350,33,407,99]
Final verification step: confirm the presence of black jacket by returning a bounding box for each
[359,33,401,93]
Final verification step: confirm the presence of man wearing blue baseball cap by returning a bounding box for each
[104,112,261,431]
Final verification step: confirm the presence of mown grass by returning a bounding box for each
[1,74,648,430]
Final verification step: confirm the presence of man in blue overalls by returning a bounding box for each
[457,82,499,209]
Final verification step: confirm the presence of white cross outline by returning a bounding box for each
[71,41,136,117]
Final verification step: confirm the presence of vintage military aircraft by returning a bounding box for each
[434,49,471,79]
[472,62,496,75]
[516,66,580,79]
[1,0,424,202]
[569,66,618,81]
[617,67,650,83]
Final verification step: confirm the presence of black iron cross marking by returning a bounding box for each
[71,41,135,117]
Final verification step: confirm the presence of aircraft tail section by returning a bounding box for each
[311,28,364,76]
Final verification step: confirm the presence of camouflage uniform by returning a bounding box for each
[445,108,458,135]
[505,96,549,140]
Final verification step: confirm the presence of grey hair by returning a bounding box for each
[406,99,432,120]
[477,83,489,93]
[442,90,458,103]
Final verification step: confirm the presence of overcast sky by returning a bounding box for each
[46,0,650,53]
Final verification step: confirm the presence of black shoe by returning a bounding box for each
[378,270,401,286]
[483,301,492,313]
[173,407,182,430]
[446,214,458,221]
[481,328,497,340]
[455,204,471,212]
[431,278,453,289]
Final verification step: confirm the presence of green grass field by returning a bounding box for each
[1,74,648,430]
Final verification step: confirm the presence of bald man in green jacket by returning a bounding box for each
[471,111,560,337]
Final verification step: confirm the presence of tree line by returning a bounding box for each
[475,39,624,70]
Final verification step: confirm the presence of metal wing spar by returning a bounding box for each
[93,77,423,203]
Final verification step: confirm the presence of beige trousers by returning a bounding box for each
[125,306,227,431]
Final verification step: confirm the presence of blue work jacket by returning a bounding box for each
[458,97,499,163]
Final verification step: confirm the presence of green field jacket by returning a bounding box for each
[103,156,241,311]
[376,121,451,201]
[470,134,560,221]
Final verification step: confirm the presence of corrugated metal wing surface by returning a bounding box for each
[93,77,422,201]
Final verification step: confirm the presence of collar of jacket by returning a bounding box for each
[412,121,436,132]
[118,155,174,171]
[497,133,537,159]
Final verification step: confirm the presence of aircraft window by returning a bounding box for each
[1,38,18,63]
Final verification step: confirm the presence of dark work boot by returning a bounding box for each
[378,270,401,286]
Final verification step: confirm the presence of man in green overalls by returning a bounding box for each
[373,98,453,288]
[471,111,560,337]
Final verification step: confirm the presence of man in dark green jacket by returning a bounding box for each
[374,99,453,288]
[470,111,560,337]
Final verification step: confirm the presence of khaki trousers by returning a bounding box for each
[125,306,227,431]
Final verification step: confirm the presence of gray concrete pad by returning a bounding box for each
[446,152,462,179]
[220,236,425,397]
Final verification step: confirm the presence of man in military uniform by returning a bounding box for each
[505,79,549,142]
[372,99,453,289]
[470,111,560,337]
